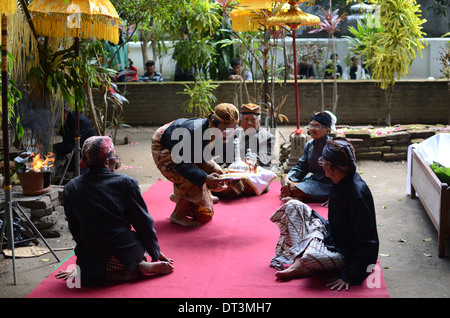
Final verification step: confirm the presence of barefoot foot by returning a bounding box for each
[275,258,312,280]
[170,213,201,227]
[280,196,293,203]
[211,195,219,204]
[138,261,174,275]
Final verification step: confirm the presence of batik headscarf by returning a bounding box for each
[322,137,356,174]
[79,136,115,170]
[211,103,239,125]
[240,103,261,115]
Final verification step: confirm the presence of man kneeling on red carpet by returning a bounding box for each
[56,136,174,286]
[151,103,238,228]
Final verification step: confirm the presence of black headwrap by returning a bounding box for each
[322,137,356,173]
[310,112,332,128]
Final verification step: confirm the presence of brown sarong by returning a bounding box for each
[151,124,222,219]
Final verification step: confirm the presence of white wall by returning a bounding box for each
[126,38,449,81]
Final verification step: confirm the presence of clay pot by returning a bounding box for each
[17,170,50,196]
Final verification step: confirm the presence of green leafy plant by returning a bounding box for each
[161,0,222,80]
[0,48,23,141]
[216,1,290,129]
[347,0,427,126]
[309,7,348,113]
[178,79,219,117]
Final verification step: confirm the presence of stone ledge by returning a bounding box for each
[1,185,65,238]
[336,124,449,162]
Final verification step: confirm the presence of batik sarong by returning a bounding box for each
[152,124,221,219]
[270,200,346,273]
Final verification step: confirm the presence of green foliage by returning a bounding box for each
[29,38,126,136]
[345,0,427,126]
[210,27,240,81]
[0,48,23,141]
[345,13,384,57]
[178,79,219,117]
[160,0,222,79]
[360,0,427,90]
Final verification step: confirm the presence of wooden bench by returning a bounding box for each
[410,148,450,257]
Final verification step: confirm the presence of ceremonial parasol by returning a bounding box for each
[28,0,120,176]
[0,0,18,285]
[268,1,320,132]
[228,0,288,127]
[229,0,319,131]
[229,0,290,32]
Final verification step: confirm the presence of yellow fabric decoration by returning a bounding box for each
[0,0,16,15]
[28,0,120,44]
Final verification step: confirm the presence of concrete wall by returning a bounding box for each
[126,38,449,81]
[115,80,449,126]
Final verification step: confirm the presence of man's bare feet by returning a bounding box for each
[138,261,175,275]
[170,212,201,227]
[275,258,313,280]
[211,195,219,204]
[170,198,202,227]
[280,196,294,203]
[169,193,179,203]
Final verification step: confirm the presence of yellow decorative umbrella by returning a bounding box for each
[0,0,16,15]
[0,0,18,286]
[268,2,320,27]
[229,0,318,130]
[229,0,290,122]
[28,0,120,44]
[229,0,289,32]
[268,2,320,131]
[28,0,120,176]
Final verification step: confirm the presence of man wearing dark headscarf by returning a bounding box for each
[270,137,379,291]
[280,111,335,203]
[58,136,174,286]
[151,103,239,227]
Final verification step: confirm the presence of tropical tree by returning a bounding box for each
[346,0,427,126]
[309,6,348,113]
[216,0,290,129]
[110,0,178,70]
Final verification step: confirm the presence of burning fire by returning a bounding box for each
[30,152,55,172]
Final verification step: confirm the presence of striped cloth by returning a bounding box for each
[270,200,346,273]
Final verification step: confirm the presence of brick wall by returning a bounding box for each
[114,80,449,126]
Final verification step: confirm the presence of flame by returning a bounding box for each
[30,152,55,172]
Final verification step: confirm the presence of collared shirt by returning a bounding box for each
[139,71,164,82]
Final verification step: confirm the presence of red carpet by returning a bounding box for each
[27,180,389,298]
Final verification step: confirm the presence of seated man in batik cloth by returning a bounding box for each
[58,136,174,286]
[151,103,239,228]
[215,103,275,197]
[270,137,379,291]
